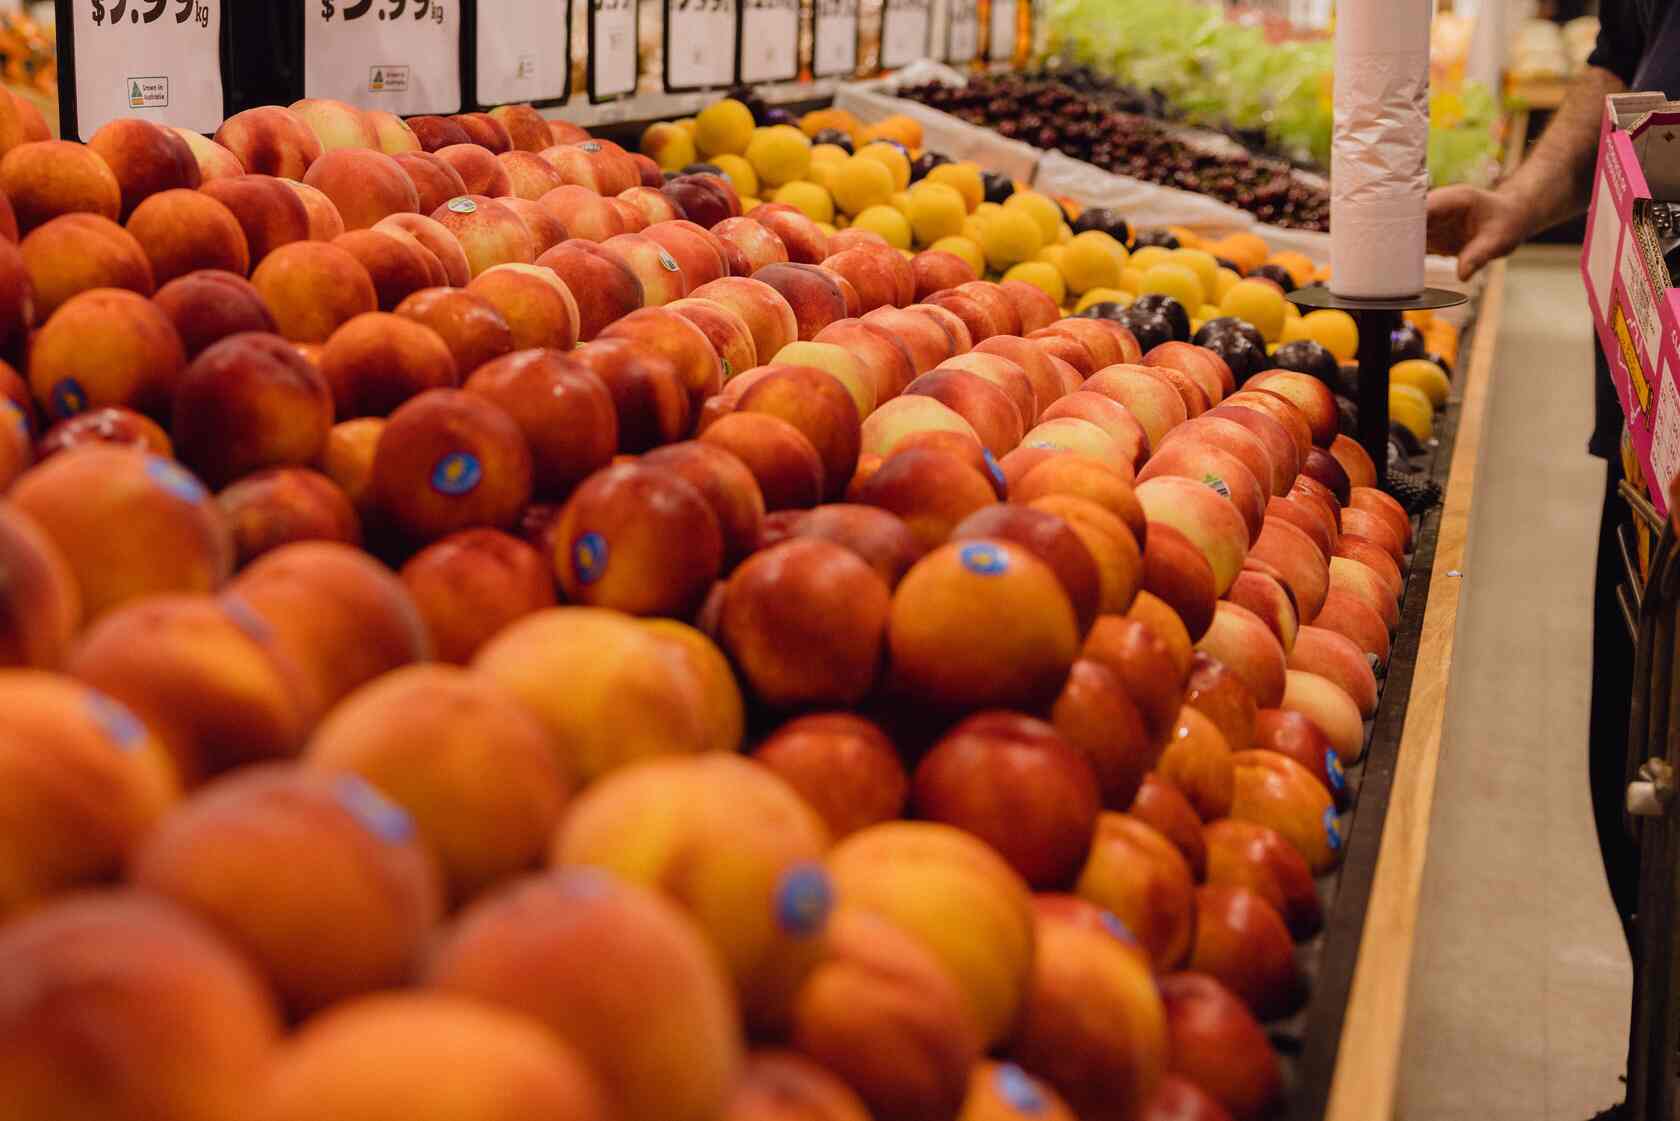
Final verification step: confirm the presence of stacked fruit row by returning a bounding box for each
[0,89,1412,1121]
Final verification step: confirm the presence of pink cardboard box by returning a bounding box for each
[1582,93,1680,514]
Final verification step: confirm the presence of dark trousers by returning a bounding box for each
[1590,455,1640,952]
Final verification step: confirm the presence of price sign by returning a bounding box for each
[588,0,638,101]
[811,0,856,78]
[987,0,1015,61]
[879,0,928,69]
[737,0,797,84]
[306,0,462,116]
[65,0,226,141]
[474,0,570,106]
[945,0,978,63]
[664,0,737,91]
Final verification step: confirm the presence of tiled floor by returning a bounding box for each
[1395,245,1632,1120]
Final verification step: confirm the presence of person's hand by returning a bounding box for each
[1427,185,1533,280]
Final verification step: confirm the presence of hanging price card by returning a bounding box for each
[588,0,638,101]
[474,0,571,106]
[306,0,462,116]
[811,0,856,77]
[737,0,797,84]
[879,0,928,69]
[945,0,977,63]
[664,0,737,91]
[65,0,226,141]
[987,0,1015,61]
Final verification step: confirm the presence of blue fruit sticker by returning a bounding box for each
[49,378,87,419]
[1325,750,1346,793]
[774,864,833,936]
[88,693,145,751]
[983,448,1006,492]
[221,594,273,644]
[994,1063,1048,1114]
[1,400,26,437]
[334,775,415,844]
[1324,806,1343,851]
[959,542,1008,576]
[146,456,207,503]
[572,531,609,585]
[431,452,482,496]
[1099,909,1139,945]
[447,197,478,214]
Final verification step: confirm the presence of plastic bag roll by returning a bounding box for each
[1330,0,1431,298]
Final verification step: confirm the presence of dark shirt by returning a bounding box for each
[1588,0,1680,458]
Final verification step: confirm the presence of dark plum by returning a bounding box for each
[1390,322,1428,361]
[1193,315,1266,354]
[1115,307,1175,352]
[1198,330,1269,386]
[910,150,953,181]
[981,170,1016,203]
[1132,229,1180,250]
[1071,207,1130,245]
[681,162,725,177]
[764,108,797,127]
[1129,293,1190,342]
[812,128,854,153]
[1252,263,1297,291]
[1272,339,1341,387]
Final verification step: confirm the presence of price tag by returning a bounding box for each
[305,0,462,116]
[945,0,977,63]
[588,0,638,101]
[663,0,737,91]
[986,0,1015,61]
[66,0,226,140]
[737,0,797,84]
[474,0,570,106]
[811,0,856,78]
[878,0,928,69]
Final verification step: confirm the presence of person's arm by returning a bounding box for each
[1427,65,1626,279]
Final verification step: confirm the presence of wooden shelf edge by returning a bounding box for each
[1322,256,1507,1121]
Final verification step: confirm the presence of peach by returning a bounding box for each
[960,1062,1078,1121]
[1048,656,1155,811]
[481,104,549,153]
[1231,749,1342,882]
[613,187,680,231]
[1131,773,1209,878]
[1137,522,1218,641]
[753,714,907,838]
[1159,973,1283,1121]
[1288,625,1377,717]
[1301,446,1352,507]
[462,349,613,498]
[1349,484,1413,549]
[1248,517,1331,623]
[548,120,592,147]
[1025,493,1143,617]
[317,311,458,421]
[667,296,758,381]
[393,287,515,377]
[1038,393,1149,474]
[1279,668,1365,762]
[200,174,312,264]
[539,239,647,340]
[1189,886,1302,1022]
[1081,615,1185,747]
[1030,332,1096,378]
[599,231,687,306]
[1161,417,1279,501]
[121,190,247,285]
[471,606,714,779]
[1246,370,1337,446]
[365,109,422,155]
[488,148,561,200]
[828,821,1035,1046]
[1205,818,1322,939]
[466,263,580,351]
[855,446,995,552]
[171,127,246,182]
[1184,651,1259,754]
[1081,365,1187,451]
[824,246,910,312]
[169,332,332,487]
[1158,706,1235,821]
[1291,475,1343,532]
[574,337,692,451]
[1193,602,1287,709]
[297,150,416,234]
[218,467,359,563]
[1228,568,1299,655]
[647,219,731,291]
[334,226,442,310]
[10,447,227,618]
[1031,319,1120,369]
[943,282,1015,338]
[777,503,926,587]
[305,664,567,904]
[1313,588,1392,665]
[29,288,183,422]
[1144,342,1227,407]
[626,445,760,569]
[432,870,743,1121]
[393,150,471,215]
[790,907,980,1121]
[734,364,861,498]
[813,318,917,403]
[0,237,27,347]
[938,352,1034,428]
[1265,494,1333,559]
[497,195,568,256]
[214,106,323,179]
[860,394,980,457]
[1076,813,1195,971]
[715,216,790,273]
[447,112,512,153]
[21,213,154,319]
[913,712,1099,888]
[292,188,350,243]
[863,304,958,374]
[537,183,624,241]
[728,1050,872,1121]
[256,992,607,1121]
[692,410,821,508]
[391,529,555,665]
[372,217,468,289]
[0,671,178,913]
[0,140,122,233]
[87,118,200,221]
[1205,404,1301,493]
[1136,475,1249,595]
[431,195,537,277]
[1330,433,1379,490]
[0,506,78,667]
[553,462,722,616]
[1219,391,1313,464]
[436,143,515,198]
[1335,533,1404,599]
[598,304,725,407]
[131,763,442,1016]
[370,388,531,543]
[319,417,384,516]
[1127,589,1195,678]
[250,240,377,342]
[637,616,745,756]
[753,262,851,340]
[408,116,473,152]
[904,368,1021,458]
[922,288,999,343]
[224,539,430,719]
[1008,903,1168,1121]
[0,891,281,1121]
[991,278,1056,334]
[1327,554,1398,631]
[1011,454,1146,541]
[952,504,1100,630]
[749,203,830,263]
